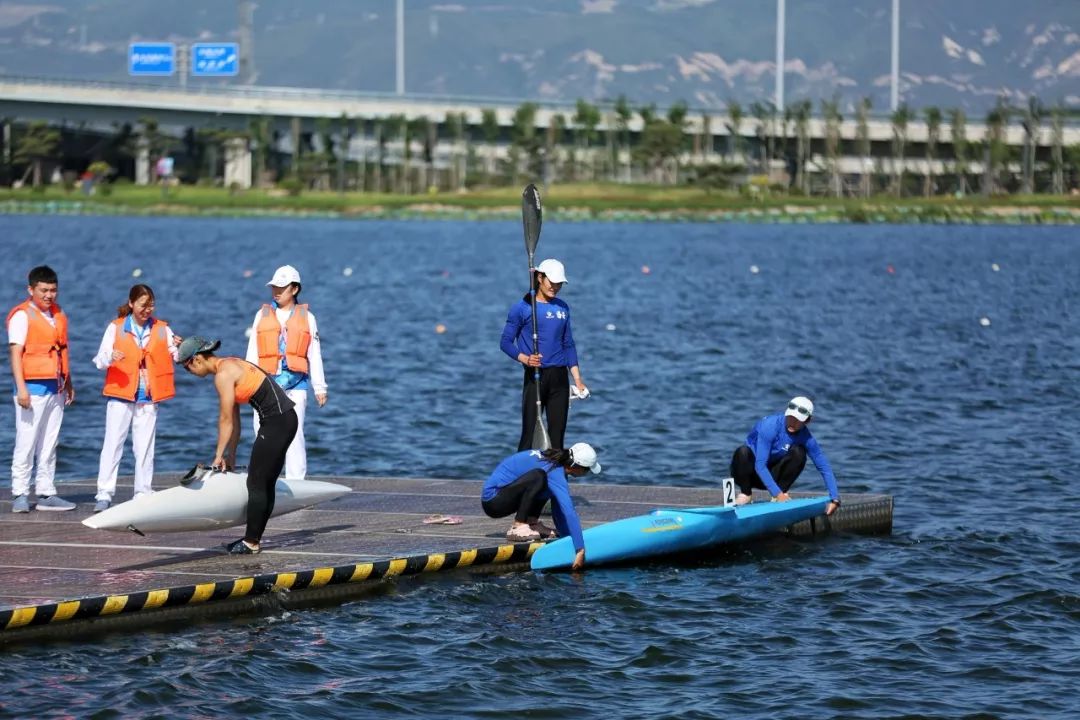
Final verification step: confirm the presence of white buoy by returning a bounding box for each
[244,327,253,338]
[605,323,616,331]
[750,265,760,274]
[991,263,1000,272]
[132,268,142,278]
[979,317,991,327]
[343,267,354,277]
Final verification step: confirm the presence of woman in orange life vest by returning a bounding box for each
[244,265,327,482]
[178,336,298,555]
[91,285,178,511]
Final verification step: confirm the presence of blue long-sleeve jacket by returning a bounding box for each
[482,449,585,551]
[499,296,579,368]
[744,413,840,501]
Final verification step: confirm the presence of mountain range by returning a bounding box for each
[0,0,1077,115]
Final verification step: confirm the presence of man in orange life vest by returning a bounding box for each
[7,265,77,512]
[244,265,327,482]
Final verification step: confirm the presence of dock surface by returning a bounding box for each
[0,473,892,640]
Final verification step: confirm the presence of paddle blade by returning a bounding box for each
[522,183,543,263]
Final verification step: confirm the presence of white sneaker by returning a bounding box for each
[734,493,753,506]
[93,499,111,512]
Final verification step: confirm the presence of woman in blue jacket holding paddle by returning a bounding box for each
[481,443,601,569]
[500,258,589,451]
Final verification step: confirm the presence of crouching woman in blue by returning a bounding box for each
[730,395,840,516]
[482,442,601,569]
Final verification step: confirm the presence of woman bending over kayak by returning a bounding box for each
[481,443,601,570]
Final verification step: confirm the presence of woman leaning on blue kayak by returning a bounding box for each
[481,443,601,570]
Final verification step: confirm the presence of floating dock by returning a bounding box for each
[0,473,892,644]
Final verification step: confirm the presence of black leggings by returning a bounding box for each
[518,366,570,451]
[481,469,548,523]
[730,444,807,496]
[245,409,299,543]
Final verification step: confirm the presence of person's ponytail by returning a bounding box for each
[541,448,572,468]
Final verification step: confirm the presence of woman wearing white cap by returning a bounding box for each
[729,396,841,515]
[481,442,601,569]
[244,265,327,481]
[499,257,589,451]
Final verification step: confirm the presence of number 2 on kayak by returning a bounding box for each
[723,477,736,507]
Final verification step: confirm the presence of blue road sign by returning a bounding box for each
[191,43,240,77]
[128,43,175,76]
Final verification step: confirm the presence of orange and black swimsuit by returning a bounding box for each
[226,358,295,420]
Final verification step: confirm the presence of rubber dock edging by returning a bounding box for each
[0,542,539,645]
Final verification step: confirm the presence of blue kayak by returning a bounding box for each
[530,496,830,571]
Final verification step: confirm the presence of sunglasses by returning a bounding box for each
[788,402,812,417]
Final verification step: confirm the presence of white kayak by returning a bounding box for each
[82,468,352,534]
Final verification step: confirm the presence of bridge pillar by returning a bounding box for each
[135,137,150,186]
[224,137,252,189]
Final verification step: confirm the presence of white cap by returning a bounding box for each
[535,258,568,284]
[267,265,301,287]
[784,396,814,422]
[568,442,601,474]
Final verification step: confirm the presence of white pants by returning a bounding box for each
[253,388,307,480]
[11,393,65,497]
[96,399,159,501]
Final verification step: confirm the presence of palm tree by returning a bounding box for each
[890,102,913,196]
[792,100,812,193]
[546,113,566,186]
[1051,104,1064,194]
[373,118,385,192]
[983,99,1009,195]
[749,101,776,175]
[572,99,601,181]
[820,96,842,197]
[856,97,872,197]
[924,107,942,197]
[725,100,744,163]
[480,108,500,186]
[247,116,271,188]
[14,121,60,187]
[1020,97,1042,194]
[667,101,690,184]
[446,112,466,191]
[511,102,541,184]
[614,95,633,182]
[949,108,969,195]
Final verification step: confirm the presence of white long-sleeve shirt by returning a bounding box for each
[244,307,327,395]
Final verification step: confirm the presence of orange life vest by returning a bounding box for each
[6,300,69,384]
[102,317,176,402]
[228,358,267,404]
[255,304,311,375]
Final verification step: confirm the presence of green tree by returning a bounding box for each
[749,101,775,174]
[1050,104,1065,194]
[983,99,1009,195]
[14,121,60,187]
[949,108,969,195]
[791,100,812,193]
[820,96,842,197]
[572,99,601,181]
[248,115,272,188]
[1020,97,1042,194]
[856,97,872,197]
[890,102,913,196]
[924,106,942,197]
[480,108,500,185]
[511,102,541,184]
[446,111,466,191]
[725,100,744,162]
[614,94,633,182]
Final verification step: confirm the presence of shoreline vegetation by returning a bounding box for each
[2,184,1078,224]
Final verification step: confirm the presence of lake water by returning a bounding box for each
[0,216,1077,718]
